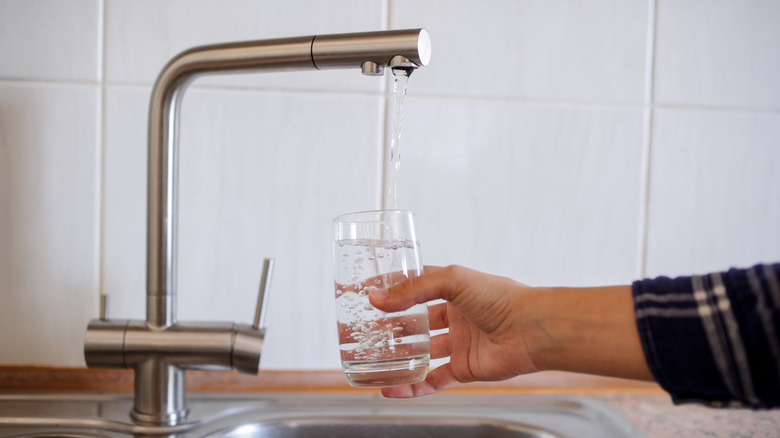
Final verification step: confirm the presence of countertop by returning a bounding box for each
[593,393,780,438]
[2,367,779,437]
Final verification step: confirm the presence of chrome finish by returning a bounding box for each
[253,258,274,330]
[213,416,558,438]
[389,55,417,69]
[232,323,265,372]
[84,28,431,427]
[0,393,647,438]
[131,361,185,426]
[84,319,265,424]
[361,60,384,76]
[311,29,431,69]
[83,319,128,368]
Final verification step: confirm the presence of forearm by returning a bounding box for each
[524,285,653,380]
[633,264,780,408]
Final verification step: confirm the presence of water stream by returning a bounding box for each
[383,67,413,211]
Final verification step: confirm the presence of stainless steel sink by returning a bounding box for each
[0,393,646,438]
[210,416,556,438]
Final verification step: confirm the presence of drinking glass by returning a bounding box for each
[333,210,430,388]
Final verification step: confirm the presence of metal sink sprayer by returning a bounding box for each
[83,29,431,426]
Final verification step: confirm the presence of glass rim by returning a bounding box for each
[333,209,416,223]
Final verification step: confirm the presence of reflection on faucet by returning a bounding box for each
[84,29,431,426]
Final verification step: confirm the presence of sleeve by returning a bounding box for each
[632,263,780,409]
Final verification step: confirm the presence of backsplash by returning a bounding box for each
[1,0,778,369]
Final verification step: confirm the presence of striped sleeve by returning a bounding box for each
[633,263,780,408]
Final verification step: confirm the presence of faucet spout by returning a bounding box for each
[146,28,431,328]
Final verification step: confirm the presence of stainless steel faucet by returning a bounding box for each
[83,29,431,426]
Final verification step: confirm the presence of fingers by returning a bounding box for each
[430,332,451,360]
[380,363,463,398]
[428,302,448,330]
[380,326,455,398]
[369,265,463,312]
[360,270,419,291]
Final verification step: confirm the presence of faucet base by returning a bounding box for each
[130,408,189,427]
[131,361,188,426]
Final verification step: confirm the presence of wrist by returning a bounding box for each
[517,286,559,373]
[521,285,653,380]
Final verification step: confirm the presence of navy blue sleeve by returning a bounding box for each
[633,263,780,408]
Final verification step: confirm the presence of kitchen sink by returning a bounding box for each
[208,416,557,438]
[0,392,646,437]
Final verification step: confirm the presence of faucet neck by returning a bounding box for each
[145,36,317,327]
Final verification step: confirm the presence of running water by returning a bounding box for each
[383,67,412,210]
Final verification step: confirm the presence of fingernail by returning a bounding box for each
[369,289,389,301]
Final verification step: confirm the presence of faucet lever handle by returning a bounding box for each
[252,258,274,330]
[99,294,108,321]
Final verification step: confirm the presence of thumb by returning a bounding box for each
[369,265,453,312]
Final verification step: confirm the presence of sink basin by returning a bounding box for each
[0,392,646,438]
[209,416,556,438]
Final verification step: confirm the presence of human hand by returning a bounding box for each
[369,265,652,398]
[368,265,541,397]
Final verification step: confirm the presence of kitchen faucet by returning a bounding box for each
[83,28,431,426]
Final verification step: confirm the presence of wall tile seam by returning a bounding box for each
[103,81,389,99]
[4,77,777,114]
[378,78,392,210]
[651,103,780,116]
[0,77,101,87]
[183,83,388,98]
[3,77,778,116]
[0,80,389,106]
[92,85,780,113]
[378,0,391,209]
[95,0,106,305]
[637,0,658,280]
[3,79,776,113]
[410,94,650,110]
[411,92,780,115]
[0,79,387,99]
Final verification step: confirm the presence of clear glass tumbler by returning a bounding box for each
[333,210,430,388]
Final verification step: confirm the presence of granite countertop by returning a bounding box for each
[592,393,780,438]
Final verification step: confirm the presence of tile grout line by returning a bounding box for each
[378,0,392,210]
[95,0,107,308]
[0,77,99,86]
[637,0,659,280]
[0,76,777,116]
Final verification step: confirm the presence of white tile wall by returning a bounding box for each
[104,0,386,92]
[647,0,780,278]
[1,0,779,368]
[655,0,780,110]
[0,82,98,365]
[102,85,382,368]
[390,0,650,103]
[101,86,149,319]
[176,89,381,368]
[398,97,644,286]
[645,109,780,277]
[0,0,99,81]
